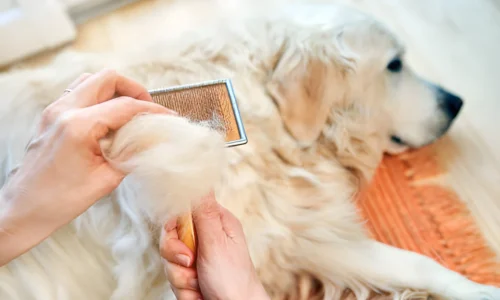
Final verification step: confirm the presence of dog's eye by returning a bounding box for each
[391,135,405,145]
[387,58,403,72]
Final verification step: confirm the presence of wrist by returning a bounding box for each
[0,189,55,266]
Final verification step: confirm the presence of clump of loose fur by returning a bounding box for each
[99,113,227,224]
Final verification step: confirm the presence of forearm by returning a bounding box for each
[0,191,53,266]
[249,283,271,300]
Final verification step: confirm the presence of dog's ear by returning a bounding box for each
[267,39,352,147]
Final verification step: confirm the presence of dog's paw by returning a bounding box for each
[445,284,500,300]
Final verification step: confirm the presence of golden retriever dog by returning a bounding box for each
[0,3,499,300]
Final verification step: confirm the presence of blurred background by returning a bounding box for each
[1,0,500,263]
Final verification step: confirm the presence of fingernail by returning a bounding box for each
[167,109,179,115]
[189,278,198,289]
[175,254,191,267]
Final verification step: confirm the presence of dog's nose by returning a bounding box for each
[438,88,463,119]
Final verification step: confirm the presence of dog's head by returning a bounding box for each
[338,22,463,155]
[266,7,462,178]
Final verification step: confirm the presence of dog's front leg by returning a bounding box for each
[336,240,500,300]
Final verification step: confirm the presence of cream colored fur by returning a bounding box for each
[100,114,227,225]
[0,3,499,300]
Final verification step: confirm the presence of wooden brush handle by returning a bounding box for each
[177,212,197,266]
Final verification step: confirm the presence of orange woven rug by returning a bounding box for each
[356,145,500,294]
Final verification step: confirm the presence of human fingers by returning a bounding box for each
[71,69,153,107]
[62,72,93,97]
[171,287,203,300]
[220,205,245,240]
[164,218,179,240]
[164,261,200,292]
[160,219,195,268]
[37,72,94,134]
[82,96,177,139]
[191,191,224,247]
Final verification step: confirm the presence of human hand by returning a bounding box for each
[160,191,270,300]
[0,69,175,263]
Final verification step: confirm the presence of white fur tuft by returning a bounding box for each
[99,113,227,225]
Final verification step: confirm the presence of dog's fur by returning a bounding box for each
[0,4,499,300]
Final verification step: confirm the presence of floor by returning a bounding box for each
[7,0,500,258]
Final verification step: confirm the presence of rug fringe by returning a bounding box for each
[356,145,500,300]
[400,147,500,285]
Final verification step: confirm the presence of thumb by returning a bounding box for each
[87,164,125,202]
[191,191,224,247]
